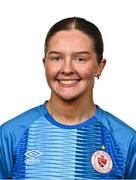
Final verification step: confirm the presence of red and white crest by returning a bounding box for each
[91,150,113,174]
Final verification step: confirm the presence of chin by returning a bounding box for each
[58,93,82,102]
[51,86,86,102]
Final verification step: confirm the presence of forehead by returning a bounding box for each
[47,30,94,53]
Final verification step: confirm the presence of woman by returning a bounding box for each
[0,17,136,179]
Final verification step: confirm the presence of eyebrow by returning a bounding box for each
[48,51,62,55]
[48,51,91,55]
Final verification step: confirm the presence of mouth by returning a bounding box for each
[57,79,80,87]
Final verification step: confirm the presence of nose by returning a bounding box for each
[61,59,74,75]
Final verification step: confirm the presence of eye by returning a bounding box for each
[74,57,86,63]
[50,56,62,62]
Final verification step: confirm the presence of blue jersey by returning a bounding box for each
[0,103,136,179]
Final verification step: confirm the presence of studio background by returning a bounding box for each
[0,0,136,129]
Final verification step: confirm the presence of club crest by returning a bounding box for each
[91,150,113,174]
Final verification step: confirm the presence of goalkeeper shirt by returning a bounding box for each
[0,103,136,179]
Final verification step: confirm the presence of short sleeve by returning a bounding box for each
[0,106,41,179]
[0,125,14,179]
[125,135,136,179]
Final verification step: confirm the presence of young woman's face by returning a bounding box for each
[44,30,105,101]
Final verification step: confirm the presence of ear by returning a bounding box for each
[42,58,45,64]
[42,58,46,74]
[96,58,106,77]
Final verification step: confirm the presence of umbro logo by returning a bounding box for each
[25,150,42,165]
[25,150,42,158]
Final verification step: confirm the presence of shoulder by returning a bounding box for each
[95,106,136,137]
[95,107,136,178]
[95,106,136,158]
[0,104,47,144]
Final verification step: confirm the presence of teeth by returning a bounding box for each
[59,80,78,85]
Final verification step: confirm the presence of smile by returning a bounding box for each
[57,79,80,87]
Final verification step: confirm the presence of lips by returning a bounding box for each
[57,79,80,87]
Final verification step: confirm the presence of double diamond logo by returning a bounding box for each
[25,150,42,165]
[25,150,42,158]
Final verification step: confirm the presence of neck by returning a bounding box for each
[46,92,96,125]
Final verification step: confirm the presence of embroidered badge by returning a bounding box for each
[91,149,113,174]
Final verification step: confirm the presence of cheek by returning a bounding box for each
[45,64,59,79]
[78,67,95,79]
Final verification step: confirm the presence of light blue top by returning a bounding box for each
[0,103,136,179]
